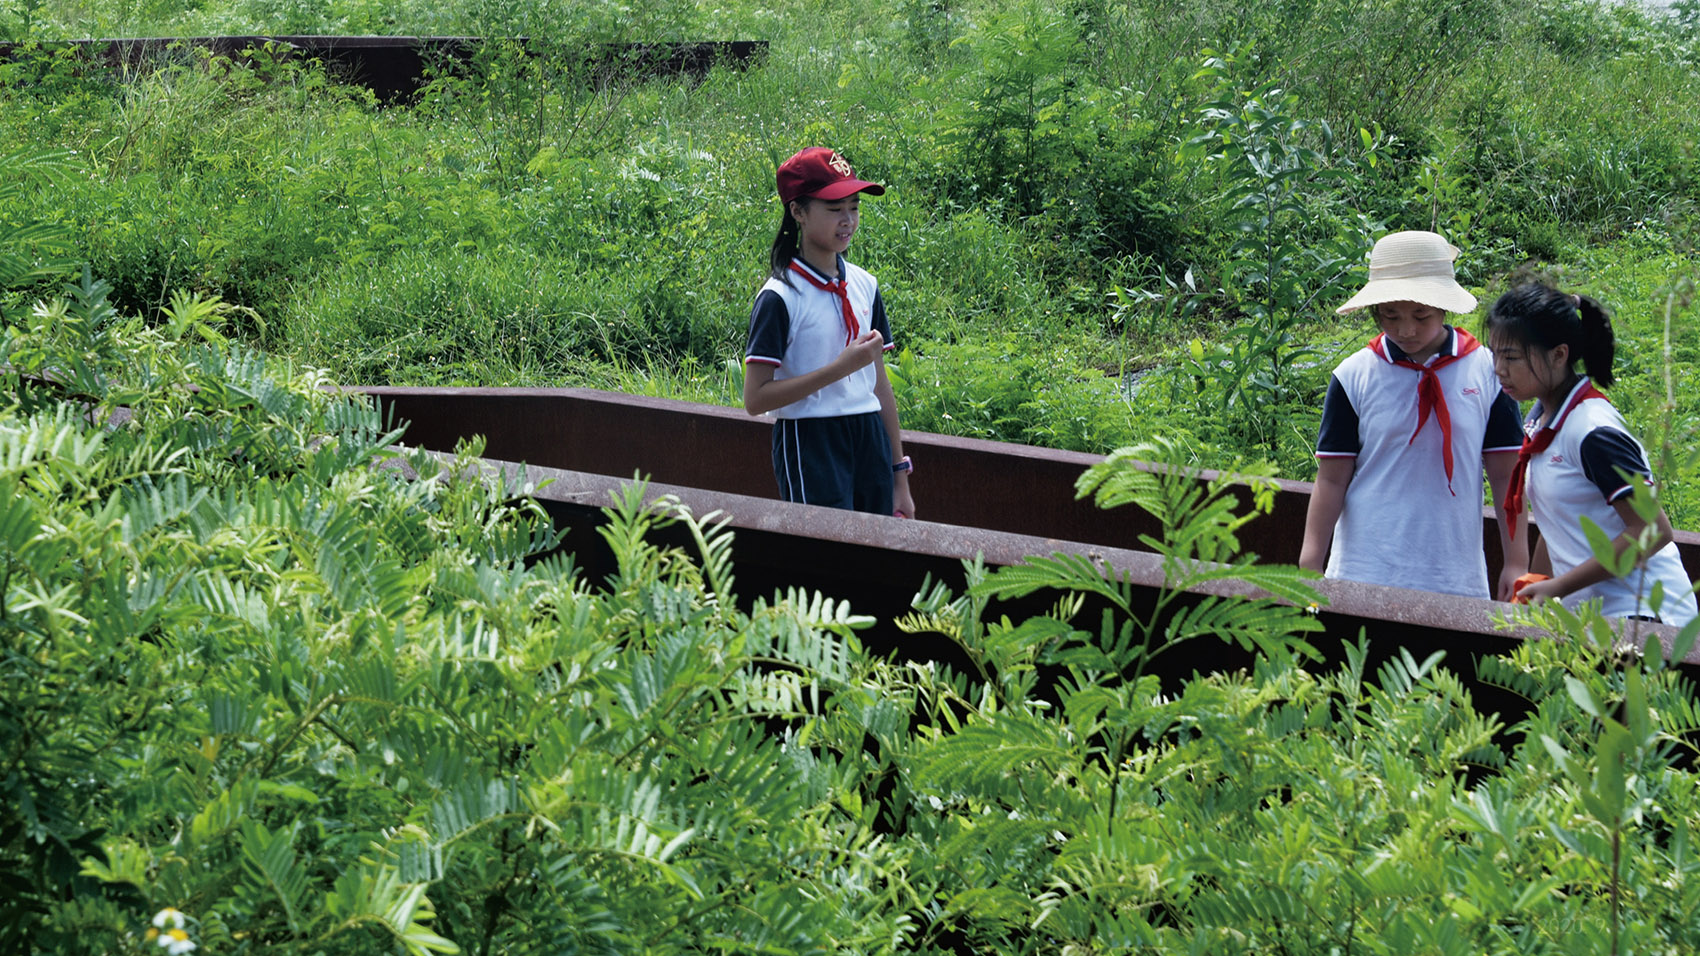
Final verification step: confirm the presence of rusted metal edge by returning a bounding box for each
[0,37,769,101]
[448,455,1699,721]
[355,385,1700,587]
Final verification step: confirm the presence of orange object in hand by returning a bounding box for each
[1511,572,1551,604]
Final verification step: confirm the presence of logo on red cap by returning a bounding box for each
[777,147,886,205]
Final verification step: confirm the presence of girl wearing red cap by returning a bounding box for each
[743,147,915,518]
[1299,230,1528,599]
[1485,282,1695,626]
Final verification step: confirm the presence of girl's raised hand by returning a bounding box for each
[839,329,885,371]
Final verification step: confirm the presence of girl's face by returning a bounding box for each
[791,196,859,268]
[1374,301,1449,364]
[1490,333,1571,405]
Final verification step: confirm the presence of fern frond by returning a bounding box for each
[937,816,1057,871]
[189,778,260,847]
[972,552,1136,615]
[427,777,526,849]
[238,818,312,932]
[1159,595,1320,657]
[525,856,627,956]
[544,772,703,898]
[911,717,1078,797]
[326,852,459,955]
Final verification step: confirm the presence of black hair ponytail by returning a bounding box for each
[1484,281,1617,387]
[767,201,805,285]
[1575,293,1615,387]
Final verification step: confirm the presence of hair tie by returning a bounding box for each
[1570,294,1582,307]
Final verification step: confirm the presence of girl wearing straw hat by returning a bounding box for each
[1299,230,1529,599]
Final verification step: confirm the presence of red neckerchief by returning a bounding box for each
[1369,328,1480,495]
[788,260,859,346]
[1504,377,1609,538]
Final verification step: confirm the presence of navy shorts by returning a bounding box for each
[771,412,893,515]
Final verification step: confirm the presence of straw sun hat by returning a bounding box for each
[1335,230,1478,315]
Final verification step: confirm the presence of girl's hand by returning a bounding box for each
[1497,563,1531,602]
[839,330,884,372]
[893,480,915,521]
[1514,576,1565,605]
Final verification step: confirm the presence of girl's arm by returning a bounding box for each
[742,330,886,416]
[873,353,914,518]
[1299,457,1355,573]
[1531,535,1551,575]
[1516,481,1674,603]
[1485,451,1530,601]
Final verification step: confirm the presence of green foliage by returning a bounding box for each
[1474,600,1700,955]
[0,277,922,954]
[1642,275,1700,526]
[933,1,1184,268]
[887,439,1700,953]
[973,441,1324,682]
[888,336,1142,452]
[5,1,1700,952]
[0,149,78,307]
[5,289,1700,951]
[942,3,1080,219]
[7,0,1700,509]
[1172,50,1376,455]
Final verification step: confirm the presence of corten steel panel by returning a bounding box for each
[359,386,1700,586]
[0,37,767,103]
[479,461,1699,728]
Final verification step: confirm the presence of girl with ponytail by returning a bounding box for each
[1486,282,1696,626]
[743,148,915,518]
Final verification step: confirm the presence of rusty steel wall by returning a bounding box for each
[0,37,768,102]
[358,385,1700,585]
[474,459,1699,724]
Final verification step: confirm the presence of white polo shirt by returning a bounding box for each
[1316,328,1523,597]
[1525,378,1697,626]
[744,255,893,420]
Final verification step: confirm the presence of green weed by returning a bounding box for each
[1,0,1697,523]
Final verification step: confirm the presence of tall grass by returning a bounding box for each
[3,0,1697,519]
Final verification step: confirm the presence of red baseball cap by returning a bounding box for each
[776,147,885,205]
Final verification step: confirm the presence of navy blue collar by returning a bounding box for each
[790,254,845,283]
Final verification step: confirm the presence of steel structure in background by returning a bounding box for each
[360,385,1700,581]
[368,386,1700,708]
[0,37,768,101]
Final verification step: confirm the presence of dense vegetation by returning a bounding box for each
[4,1,1700,953]
[3,295,1698,954]
[2,0,1698,518]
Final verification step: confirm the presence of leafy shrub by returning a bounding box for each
[1167,51,1375,461]
[5,0,1700,518]
[1,275,922,954]
[906,0,1188,285]
[4,258,1699,953]
[890,441,1700,953]
[889,335,1149,452]
[0,150,78,310]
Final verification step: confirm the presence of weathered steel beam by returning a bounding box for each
[0,37,768,101]
[359,385,1700,586]
[479,460,1699,728]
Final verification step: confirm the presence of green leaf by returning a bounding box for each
[239,818,311,933]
